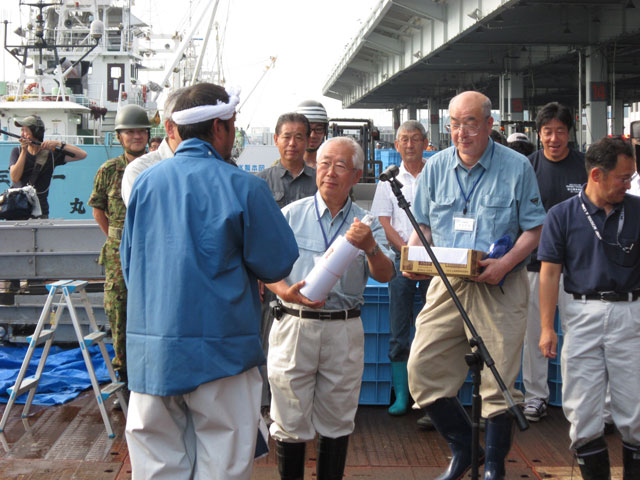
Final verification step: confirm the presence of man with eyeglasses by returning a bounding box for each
[406,91,546,480]
[257,112,318,424]
[296,100,330,169]
[538,136,640,479]
[522,102,588,424]
[266,137,394,480]
[89,104,151,395]
[370,120,430,422]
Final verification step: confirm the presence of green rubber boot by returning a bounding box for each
[388,361,409,416]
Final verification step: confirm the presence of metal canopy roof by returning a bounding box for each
[323,0,640,111]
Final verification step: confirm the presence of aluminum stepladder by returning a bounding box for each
[0,280,127,438]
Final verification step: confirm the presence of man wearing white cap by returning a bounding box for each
[121,83,299,479]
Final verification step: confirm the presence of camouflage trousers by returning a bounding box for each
[101,239,128,382]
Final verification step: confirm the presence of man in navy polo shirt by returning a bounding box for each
[538,136,640,480]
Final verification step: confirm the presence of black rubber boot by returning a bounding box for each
[425,397,483,480]
[276,440,306,480]
[576,436,611,480]
[316,435,349,480]
[483,413,513,480]
[623,442,640,480]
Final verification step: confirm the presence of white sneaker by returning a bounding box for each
[523,398,548,422]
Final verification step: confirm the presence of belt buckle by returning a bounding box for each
[318,311,332,321]
[599,291,616,302]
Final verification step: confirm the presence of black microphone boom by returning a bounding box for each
[379,164,400,183]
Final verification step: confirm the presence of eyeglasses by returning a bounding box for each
[310,126,326,135]
[397,135,425,145]
[445,123,482,136]
[317,160,356,175]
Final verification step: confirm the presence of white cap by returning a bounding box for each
[507,132,529,143]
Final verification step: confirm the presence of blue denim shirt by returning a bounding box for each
[281,193,393,310]
[412,140,546,255]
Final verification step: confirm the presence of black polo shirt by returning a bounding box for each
[538,188,640,295]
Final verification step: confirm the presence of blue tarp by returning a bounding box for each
[0,344,114,406]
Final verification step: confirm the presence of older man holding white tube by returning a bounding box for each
[265,136,394,480]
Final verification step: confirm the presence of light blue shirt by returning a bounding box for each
[121,138,299,396]
[412,139,545,254]
[281,193,393,310]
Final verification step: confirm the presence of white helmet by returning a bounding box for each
[295,100,328,124]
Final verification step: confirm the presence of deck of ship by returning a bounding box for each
[0,390,625,479]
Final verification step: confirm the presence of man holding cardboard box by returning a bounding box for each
[406,91,546,480]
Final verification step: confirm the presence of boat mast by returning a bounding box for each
[189,0,219,86]
[152,0,218,101]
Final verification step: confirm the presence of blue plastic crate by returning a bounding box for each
[362,286,390,334]
[359,380,391,405]
[549,380,562,407]
[363,333,391,364]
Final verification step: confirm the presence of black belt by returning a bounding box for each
[278,305,360,321]
[572,290,640,302]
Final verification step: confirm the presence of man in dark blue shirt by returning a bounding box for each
[538,136,640,480]
[523,102,587,423]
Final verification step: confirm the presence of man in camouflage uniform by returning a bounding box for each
[89,105,150,386]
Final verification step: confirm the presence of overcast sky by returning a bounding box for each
[1,0,396,130]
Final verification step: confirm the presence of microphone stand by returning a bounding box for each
[379,165,528,480]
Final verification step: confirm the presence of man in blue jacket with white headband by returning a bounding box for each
[121,83,299,479]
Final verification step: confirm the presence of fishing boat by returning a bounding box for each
[0,0,221,219]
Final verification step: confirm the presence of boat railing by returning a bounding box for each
[0,133,117,146]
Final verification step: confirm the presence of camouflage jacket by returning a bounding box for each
[89,154,128,264]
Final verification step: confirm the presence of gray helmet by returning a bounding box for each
[295,100,328,124]
[114,104,151,131]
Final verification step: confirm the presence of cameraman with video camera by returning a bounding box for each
[7,115,87,219]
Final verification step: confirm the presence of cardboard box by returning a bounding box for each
[400,246,483,278]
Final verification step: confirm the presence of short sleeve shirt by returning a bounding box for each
[412,140,546,254]
[281,193,393,310]
[371,162,424,244]
[257,161,317,208]
[9,147,67,215]
[538,190,640,294]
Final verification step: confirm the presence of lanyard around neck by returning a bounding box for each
[454,141,493,215]
[579,191,627,250]
[453,142,496,215]
[314,194,352,250]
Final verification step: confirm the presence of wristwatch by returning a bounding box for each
[366,243,380,257]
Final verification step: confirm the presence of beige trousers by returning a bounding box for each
[268,313,364,442]
[408,268,528,418]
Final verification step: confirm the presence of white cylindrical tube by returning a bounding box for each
[299,215,374,302]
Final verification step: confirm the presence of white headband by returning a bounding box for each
[171,87,240,125]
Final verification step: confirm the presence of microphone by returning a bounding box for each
[379,164,400,182]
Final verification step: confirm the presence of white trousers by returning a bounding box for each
[522,272,570,402]
[267,313,364,442]
[125,367,262,480]
[561,299,640,450]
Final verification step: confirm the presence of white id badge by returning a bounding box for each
[454,214,476,232]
